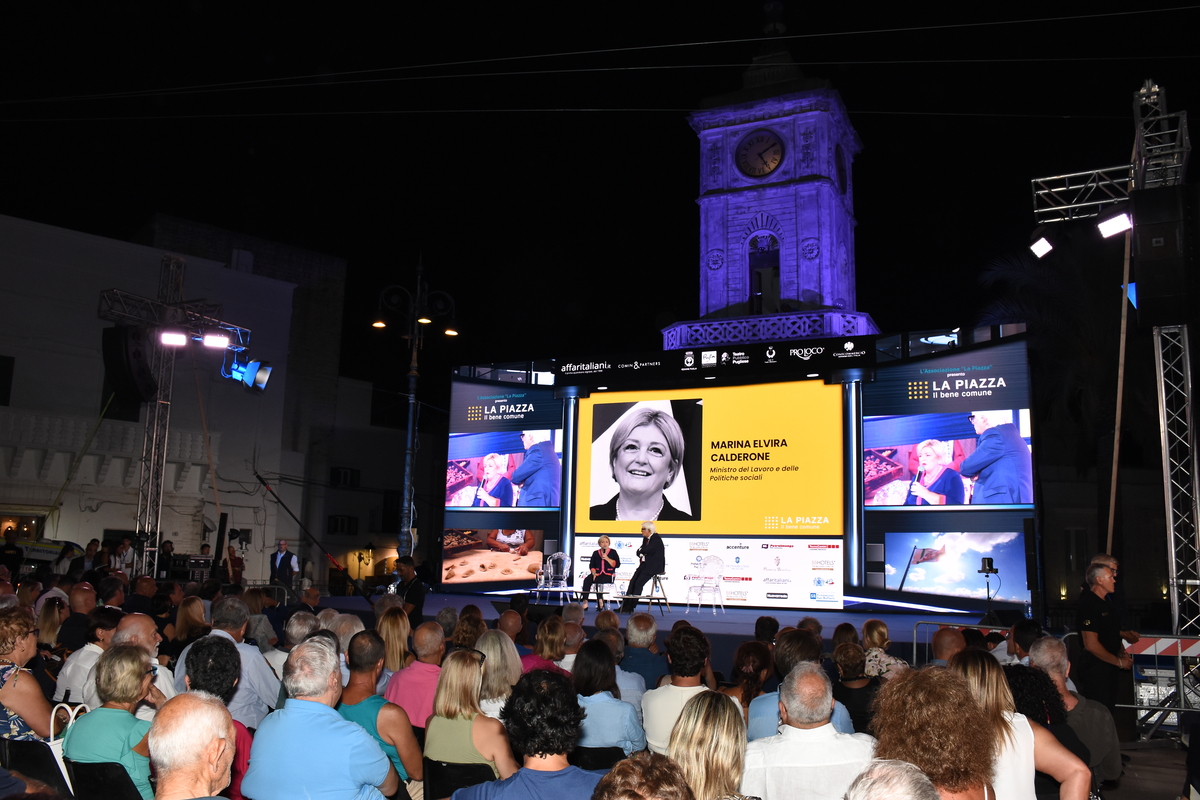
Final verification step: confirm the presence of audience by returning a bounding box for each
[435,605,460,640]
[455,670,602,800]
[376,606,415,693]
[861,619,907,681]
[753,616,779,649]
[830,643,879,735]
[668,691,752,800]
[164,596,210,663]
[182,635,252,800]
[384,620,445,735]
[562,603,585,626]
[594,609,621,632]
[1003,663,1092,798]
[241,588,278,653]
[929,626,966,667]
[149,692,237,800]
[424,649,519,780]
[843,759,939,800]
[498,609,531,656]
[622,612,668,688]
[595,628,645,724]
[1008,619,1043,665]
[740,663,874,800]
[592,751,695,800]
[558,622,586,672]
[81,612,177,720]
[642,625,711,754]
[265,609,317,678]
[338,630,423,784]
[55,605,123,704]
[746,629,854,740]
[0,606,65,740]
[59,581,97,651]
[719,641,771,721]
[243,637,399,800]
[521,615,572,677]
[1028,635,1122,786]
[575,639,646,754]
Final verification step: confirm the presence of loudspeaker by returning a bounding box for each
[101,326,157,405]
[1132,184,1199,329]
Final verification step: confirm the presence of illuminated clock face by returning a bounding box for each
[735,129,785,178]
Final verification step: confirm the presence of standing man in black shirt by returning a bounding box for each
[1075,561,1132,712]
[394,556,425,625]
[0,529,24,579]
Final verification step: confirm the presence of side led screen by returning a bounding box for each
[445,380,563,510]
[884,530,1031,604]
[863,341,1033,507]
[440,528,546,586]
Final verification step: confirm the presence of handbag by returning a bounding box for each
[47,701,89,793]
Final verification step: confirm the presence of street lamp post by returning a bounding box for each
[375,259,457,560]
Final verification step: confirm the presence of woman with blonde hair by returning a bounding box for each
[164,596,209,664]
[905,439,965,505]
[14,580,40,609]
[472,453,514,507]
[519,614,571,677]
[423,649,519,779]
[861,618,907,681]
[476,629,522,720]
[63,643,163,798]
[36,596,68,650]
[668,691,756,800]
[949,648,1090,800]
[376,607,414,693]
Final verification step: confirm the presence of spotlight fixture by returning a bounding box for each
[203,331,231,348]
[1030,237,1053,258]
[160,330,188,346]
[1097,208,1133,238]
[229,353,272,391]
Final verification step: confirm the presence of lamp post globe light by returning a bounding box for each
[374,259,457,562]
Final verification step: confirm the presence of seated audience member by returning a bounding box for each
[81,612,177,720]
[98,575,127,609]
[149,691,237,800]
[558,622,586,672]
[376,606,416,694]
[288,586,322,619]
[425,649,519,780]
[561,602,585,626]
[961,627,987,650]
[669,691,755,800]
[871,667,995,800]
[330,612,366,683]
[843,759,939,800]
[1008,619,1043,665]
[384,620,445,735]
[243,637,399,800]
[746,629,854,740]
[1003,663,1092,798]
[754,616,779,649]
[592,751,696,800]
[622,612,668,688]
[861,619,908,681]
[55,605,123,703]
[183,635,253,800]
[796,617,823,638]
[949,648,1089,800]
[830,642,880,734]
[641,625,711,754]
[985,631,1010,660]
[63,644,162,799]
[740,663,874,800]
[164,595,210,664]
[1028,636,1122,786]
[575,639,645,754]
[448,615,487,658]
[241,588,278,654]
[0,607,67,741]
[719,641,771,721]
[595,627,645,725]
[594,609,621,632]
[476,629,523,720]
[265,609,318,679]
[520,615,572,678]
[173,598,282,730]
[121,576,157,615]
[454,670,603,800]
[435,606,460,640]
[929,626,967,667]
[498,610,531,657]
[58,581,97,652]
[338,631,423,784]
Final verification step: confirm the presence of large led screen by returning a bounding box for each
[863,341,1033,507]
[574,381,844,537]
[884,531,1031,604]
[445,380,563,510]
[440,528,546,586]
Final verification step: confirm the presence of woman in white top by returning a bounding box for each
[949,648,1089,800]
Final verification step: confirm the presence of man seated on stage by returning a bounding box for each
[747,629,854,740]
[339,630,423,784]
[641,625,711,754]
[453,670,602,800]
[741,662,876,800]
[383,621,444,734]
[243,637,399,800]
[149,692,237,800]
[620,522,665,613]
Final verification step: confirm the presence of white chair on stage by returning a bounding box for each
[685,555,725,614]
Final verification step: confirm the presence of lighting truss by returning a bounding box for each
[1157,326,1199,634]
[97,289,251,350]
[1030,165,1132,224]
[1136,81,1191,190]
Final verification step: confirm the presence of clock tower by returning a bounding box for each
[663,49,876,348]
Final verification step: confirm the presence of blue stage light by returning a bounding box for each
[229,354,272,391]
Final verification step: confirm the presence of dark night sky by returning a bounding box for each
[3,3,1198,396]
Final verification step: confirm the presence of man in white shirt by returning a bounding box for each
[640,626,711,754]
[557,623,586,672]
[741,662,875,800]
[81,613,176,720]
[174,598,281,729]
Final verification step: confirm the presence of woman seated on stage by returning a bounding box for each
[581,535,620,611]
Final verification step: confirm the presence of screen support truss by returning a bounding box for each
[1157,326,1199,634]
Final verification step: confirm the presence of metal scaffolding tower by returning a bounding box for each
[97,255,254,578]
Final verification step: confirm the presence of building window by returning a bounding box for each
[748,234,780,315]
[0,356,12,406]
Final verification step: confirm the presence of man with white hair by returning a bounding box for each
[1028,636,1122,785]
[561,603,585,626]
[959,410,1033,504]
[149,692,236,800]
[621,613,667,687]
[512,430,561,507]
[844,759,939,800]
[242,638,399,800]
[81,612,177,719]
[557,622,586,672]
[741,663,876,800]
[265,610,318,678]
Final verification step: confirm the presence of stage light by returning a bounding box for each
[229,354,272,391]
[1030,237,1053,258]
[1097,209,1132,238]
[203,331,230,348]
[160,330,188,346]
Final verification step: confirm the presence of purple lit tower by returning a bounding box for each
[662,51,878,349]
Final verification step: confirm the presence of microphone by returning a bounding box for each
[909,468,924,490]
